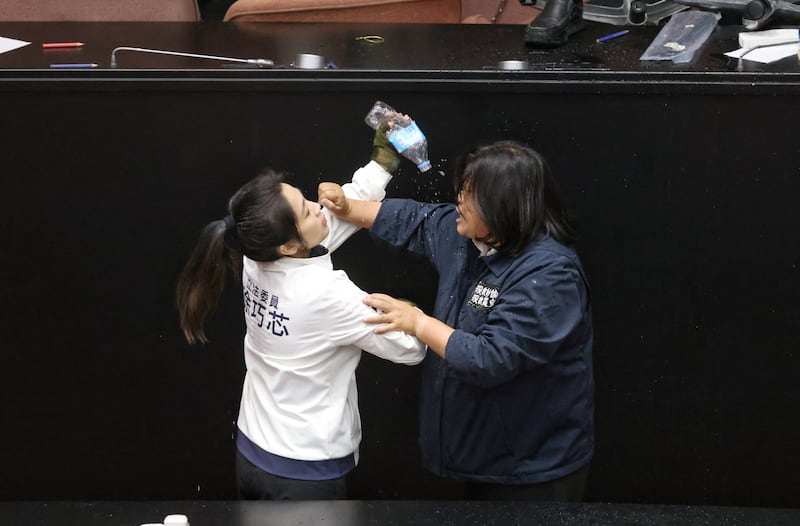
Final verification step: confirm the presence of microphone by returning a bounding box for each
[110,46,274,68]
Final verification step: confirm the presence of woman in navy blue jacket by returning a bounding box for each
[320,140,594,501]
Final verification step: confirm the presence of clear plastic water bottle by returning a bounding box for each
[365,101,432,172]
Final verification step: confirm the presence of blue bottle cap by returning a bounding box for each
[417,160,432,172]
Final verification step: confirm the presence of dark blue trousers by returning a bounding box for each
[235,451,347,500]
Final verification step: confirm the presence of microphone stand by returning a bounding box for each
[111,47,274,68]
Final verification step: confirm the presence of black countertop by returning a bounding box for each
[2,500,799,526]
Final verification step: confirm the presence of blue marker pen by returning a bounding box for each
[50,63,99,69]
[597,30,630,43]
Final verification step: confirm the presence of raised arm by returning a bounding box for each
[319,123,400,251]
[319,122,402,232]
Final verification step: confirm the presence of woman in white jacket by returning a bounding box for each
[176,129,425,500]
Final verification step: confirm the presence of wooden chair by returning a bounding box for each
[0,0,201,21]
[223,0,461,23]
[461,0,540,24]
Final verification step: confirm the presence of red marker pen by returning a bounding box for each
[42,42,85,49]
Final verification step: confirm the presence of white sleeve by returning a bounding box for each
[321,268,426,365]
[323,161,392,254]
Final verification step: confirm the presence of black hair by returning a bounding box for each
[176,168,300,344]
[453,140,575,255]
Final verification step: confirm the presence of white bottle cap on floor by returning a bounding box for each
[164,514,189,526]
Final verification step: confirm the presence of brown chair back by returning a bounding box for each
[224,0,461,23]
[0,0,201,21]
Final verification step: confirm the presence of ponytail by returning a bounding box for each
[176,218,241,345]
[176,168,297,344]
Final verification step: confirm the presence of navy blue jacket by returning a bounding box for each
[372,199,595,484]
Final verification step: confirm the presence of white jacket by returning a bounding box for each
[236,161,425,480]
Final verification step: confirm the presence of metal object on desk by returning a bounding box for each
[669,0,800,29]
[110,46,274,68]
[541,0,689,25]
[497,59,530,70]
[293,53,327,69]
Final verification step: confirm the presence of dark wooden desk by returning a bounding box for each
[0,20,795,75]
[0,22,798,508]
[2,500,800,526]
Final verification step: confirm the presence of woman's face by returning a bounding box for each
[455,186,490,241]
[281,183,329,254]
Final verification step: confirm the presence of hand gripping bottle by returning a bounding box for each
[365,101,432,172]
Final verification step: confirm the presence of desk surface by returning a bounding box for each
[2,500,800,526]
[0,21,797,82]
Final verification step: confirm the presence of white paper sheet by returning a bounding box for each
[0,35,31,55]
[725,42,800,64]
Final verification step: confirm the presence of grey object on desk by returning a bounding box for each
[639,10,721,63]
[497,60,530,70]
[582,0,689,25]
[669,0,800,30]
[293,53,327,69]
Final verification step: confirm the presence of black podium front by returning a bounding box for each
[0,21,798,508]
